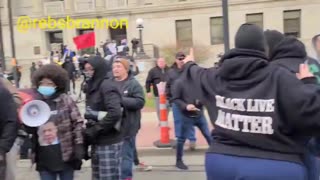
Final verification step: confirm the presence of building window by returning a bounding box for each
[246,13,263,29]
[48,31,63,44]
[283,10,301,38]
[210,17,224,45]
[34,46,41,55]
[176,19,193,47]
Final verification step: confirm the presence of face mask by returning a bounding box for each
[37,86,56,96]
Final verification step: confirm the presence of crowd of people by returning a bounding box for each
[0,23,320,180]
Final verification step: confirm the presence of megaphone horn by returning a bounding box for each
[19,100,51,127]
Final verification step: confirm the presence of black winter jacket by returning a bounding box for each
[85,78,123,145]
[166,63,183,103]
[0,83,17,154]
[112,75,145,137]
[145,66,169,97]
[172,78,203,118]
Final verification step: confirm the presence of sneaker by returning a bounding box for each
[136,162,152,171]
[189,141,196,151]
[176,160,188,170]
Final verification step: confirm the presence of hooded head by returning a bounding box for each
[84,56,108,92]
[264,29,306,62]
[235,23,266,52]
[264,30,285,60]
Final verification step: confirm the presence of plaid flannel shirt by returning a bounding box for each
[50,93,84,162]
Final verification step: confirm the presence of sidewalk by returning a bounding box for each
[137,111,213,148]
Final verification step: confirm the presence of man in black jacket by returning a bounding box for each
[166,53,197,149]
[0,82,18,179]
[111,58,145,180]
[172,78,212,170]
[182,23,320,180]
[145,58,170,123]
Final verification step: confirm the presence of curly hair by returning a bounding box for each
[32,64,69,94]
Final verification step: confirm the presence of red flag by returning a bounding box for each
[73,32,95,50]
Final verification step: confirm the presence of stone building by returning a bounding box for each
[0,0,319,84]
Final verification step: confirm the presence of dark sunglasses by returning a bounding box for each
[177,56,186,61]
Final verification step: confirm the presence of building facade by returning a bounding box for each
[0,0,319,66]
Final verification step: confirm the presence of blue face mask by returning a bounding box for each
[37,86,56,96]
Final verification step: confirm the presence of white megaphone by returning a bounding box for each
[19,100,51,127]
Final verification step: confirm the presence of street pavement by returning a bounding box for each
[17,149,207,180]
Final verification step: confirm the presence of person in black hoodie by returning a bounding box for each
[181,23,320,180]
[0,83,17,180]
[265,30,320,180]
[166,53,197,149]
[83,56,124,180]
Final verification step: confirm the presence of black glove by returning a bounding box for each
[84,125,101,143]
[84,107,99,121]
[84,107,107,121]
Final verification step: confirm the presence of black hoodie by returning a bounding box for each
[85,56,123,145]
[181,24,320,165]
[269,37,307,73]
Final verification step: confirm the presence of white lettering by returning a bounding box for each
[216,95,225,109]
[232,114,241,131]
[215,110,226,128]
[214,109,274,135]
[257,99,267,112]
[265,99,275,112]
[233,99,246,111]
[262,117,274,134]
[247,99,258,112]
[250,116,262,133]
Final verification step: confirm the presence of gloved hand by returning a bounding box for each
[84,125,101,143]
[84,107,107,121]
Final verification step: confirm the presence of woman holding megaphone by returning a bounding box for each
[24,64,84,180]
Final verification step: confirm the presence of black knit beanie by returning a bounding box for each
[235,23,266,52]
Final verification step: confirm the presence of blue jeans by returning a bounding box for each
[176,113,212,161]
[39,168,74,180]
[121,137,135,179]
[172,103,196,142]
[305,138,320,180]
[304,152,320,180]
[206,153,307,180]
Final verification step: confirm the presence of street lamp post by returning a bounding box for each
[135,18,150,59]
[222,0,230,52]
[0,5,6,71]
[8,0,19,88]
